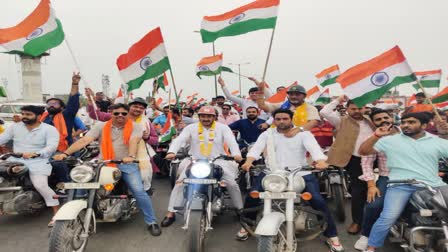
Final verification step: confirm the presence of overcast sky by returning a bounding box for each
[1,0,447,101]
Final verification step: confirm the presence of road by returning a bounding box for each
[0,178,400,252]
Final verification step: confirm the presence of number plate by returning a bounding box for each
[260,191,296,199]
[63,182,100,189]
[183,178,217,184]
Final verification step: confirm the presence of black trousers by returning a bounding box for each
[345,155,367,225]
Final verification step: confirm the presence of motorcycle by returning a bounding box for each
[0,153,47,215]
[254,166,326,252]
[175,155,237,252]
[48,159,138,252]
[388,179,448,252]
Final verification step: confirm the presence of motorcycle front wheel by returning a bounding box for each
[48,211,90,252]
[257,225,296,252]
[187,211,207,252]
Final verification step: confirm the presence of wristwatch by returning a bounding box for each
[299,127,304,132]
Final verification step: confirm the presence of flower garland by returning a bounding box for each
[198,121,216,157]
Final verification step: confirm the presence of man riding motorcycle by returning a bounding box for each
[162,106,243,227]
[53,103,162,236]
[241,108,345,252]
[0,105,60,225]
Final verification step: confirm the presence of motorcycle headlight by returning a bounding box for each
[70,165,95,183]
[262,174,288,193]
[190,161,212,179]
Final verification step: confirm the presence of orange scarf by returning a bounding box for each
[40,112,68,152]
[101,119,133,161]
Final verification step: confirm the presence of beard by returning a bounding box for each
[22,118,37,125]
[247,115,257,121]
[47,107,62,115]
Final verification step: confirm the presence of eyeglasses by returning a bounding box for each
[113,112,128,116]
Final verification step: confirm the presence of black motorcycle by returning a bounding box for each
[388,179,448,252]
[175,155,236,252]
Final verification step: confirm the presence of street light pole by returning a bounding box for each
[229,62,250,96]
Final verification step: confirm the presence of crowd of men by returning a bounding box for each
[1,72,448,252]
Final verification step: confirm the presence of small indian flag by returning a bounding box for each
[159,112,176,143]
[412,69,441,90]
[432,87,448,104]
[0,0,65,57]
[200,0,279,43]
[307,86,330,104]
[407,94,416,107]
[117,27,171,92]
[266,81,297,103]
[114,88,124,104]
[316,65,340,89]
[336,46,416,107]
[196,54,233,78]
[436,101,448,110]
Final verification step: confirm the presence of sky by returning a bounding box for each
[0,0,447,101]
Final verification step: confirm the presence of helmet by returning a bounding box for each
[222,102,233,109]
[128,97,148,108]
[287,85,307,96]
[198,106,216,116]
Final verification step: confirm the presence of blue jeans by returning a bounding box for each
[51,160,70,183]
[119,163,157,225]
[361,176,389,237]
[368,185,419,248]
[303,174,338,238]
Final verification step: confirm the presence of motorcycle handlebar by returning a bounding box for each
[213,155,234,162]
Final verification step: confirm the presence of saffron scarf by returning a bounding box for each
[198,121,216,157]
[101,119,133,161]
[40,112,68,152]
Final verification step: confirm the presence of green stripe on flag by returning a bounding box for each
[319,76,338,88]
[127,57,171,91]
[159,126,176,143]
[0,87,7,98]
[200,17,277,43]
[432,93,448,104]
[412,80,440,90]
[351,74,416,107]
[196,66,233,79]
[316,97,330,104]
[23,19,65,57]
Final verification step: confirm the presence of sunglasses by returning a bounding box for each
[113,112,128,116]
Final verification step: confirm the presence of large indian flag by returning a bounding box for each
[336,46,416,107]
[412,69,441,90]
[0,0,64,57]
[316,64,340,89]
[432,87,448,104]
[200,0,279,43]
[196,54,233,78]
[117,27,171,92]
[307,86,330,104]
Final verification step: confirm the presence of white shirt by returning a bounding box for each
[168,122,241,159]
[222,86,271,120]
[248,128,327,176]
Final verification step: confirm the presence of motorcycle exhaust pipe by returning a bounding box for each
[0,186,22,191]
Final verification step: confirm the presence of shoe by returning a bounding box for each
[347,223,361,235]
[161,215,176,227]
[146,188,154,197]
[354,235,369,251]
[326,237,345,252]
[147,223,162,236]
[235,229,249,241]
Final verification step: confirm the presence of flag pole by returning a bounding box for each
[261,27,276,82]
[168,69,182,111]
[416,79,442,121]
[226,70,252,79]
[213,42,218,97]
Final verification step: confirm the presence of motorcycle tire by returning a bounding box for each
[170,163,178,189]
[187,211,206,252]
[330,184,346,222]
[49,213,89,252]
[257,234,294,252]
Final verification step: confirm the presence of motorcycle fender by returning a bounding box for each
[189,197,205,211]
[53,200,87,220]
[255,212,286,236]
[328,173,342,184]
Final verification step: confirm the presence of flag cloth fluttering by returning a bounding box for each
[196,54,233,78]
[336,46,416,108]
[412,70,442,90]
[432,87,448,104]
[117,27,171,92]
[200,0,279,43]
[114,88,124,104]
[0,0,65,57]
[159,112,176,143]
[316,64,340,89]
[307,86,330,104]
[266,81,297,103]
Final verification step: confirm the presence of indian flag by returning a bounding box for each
[436,101,448,110]
[117,27,171,92]
[336,46,416,107]
[432,87,448,104]
[0,0,64,57]
[196,54,233,78]
[114,88,124,104]
[200,0,279,43]
[307,86,330,104]
[316,65,340,89]
[406,94,416,107]
[159,112,176,143]
[412,69,441,90]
